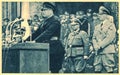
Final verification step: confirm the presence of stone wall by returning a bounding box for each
[2,2,21,21]
[29,2,43,18]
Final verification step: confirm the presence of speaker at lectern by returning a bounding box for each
[2,43,49,73]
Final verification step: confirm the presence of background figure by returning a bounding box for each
[63,13,71,47]
[77,11,89,34]
[92,6,117,73]
[60,15,67,46]
[92,12,101,31]
[31,14,41,33]
[60,14,70,46]
[86,9,94,42]
[25,2,65,73]
[2,18,10,39]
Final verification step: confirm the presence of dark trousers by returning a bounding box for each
[50,53,64,73]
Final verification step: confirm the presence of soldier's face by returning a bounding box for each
[79,13,84,19]
[79,15,84,19]
[70,14,75,19]
[93,16,98,20]
[61,15,66,20]
[65,15,69,19]
[41,8,52,18]
[76,15,80,19]
[71,23,79,31]
[98,14,106,21]
[3,21,8,25]
[87,13,92,17]
[33,17,39,21]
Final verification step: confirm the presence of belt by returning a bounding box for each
[50,37,58,41]
[68,45,84,48]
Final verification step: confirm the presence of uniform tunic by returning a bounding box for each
[92,19,116,72]
[25,16,65,73]
[63,30,89,72]
[66,30,89,57]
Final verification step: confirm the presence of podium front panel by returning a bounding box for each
[20,48,49,73]
[2,43,49,73]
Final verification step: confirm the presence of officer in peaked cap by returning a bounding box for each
[99,6,113,23]
[42,2,56,13]
[93,5,116,73]
[25,2,65,73]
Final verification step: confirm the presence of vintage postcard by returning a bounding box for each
[0,0,119,75]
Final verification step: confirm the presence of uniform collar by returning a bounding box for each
[44,15,54,22]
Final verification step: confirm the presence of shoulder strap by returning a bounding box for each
[79,19,86,25]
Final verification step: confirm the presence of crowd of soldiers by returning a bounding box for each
[58,6,118,73]
[59,9,101,46]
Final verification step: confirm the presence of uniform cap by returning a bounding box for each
[87,9,93,13]
[93,12,98,16]
[42,2,56,12]
[79,11,85,15]
[99,6,110,15]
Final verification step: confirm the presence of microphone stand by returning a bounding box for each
[5,21,14,48]
[30,26,32,41]
[5,18,23,47]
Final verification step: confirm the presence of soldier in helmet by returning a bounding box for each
[61,20,89,73]
[92,6,117,73]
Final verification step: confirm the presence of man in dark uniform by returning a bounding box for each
[86,9,94,42]
[25,2,65,73]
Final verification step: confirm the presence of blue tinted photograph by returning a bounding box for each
[2,2,119,73]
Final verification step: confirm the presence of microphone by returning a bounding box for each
[18,18,24,22]
[14,18,24,22]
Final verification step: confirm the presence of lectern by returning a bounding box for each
[2,43,49,73]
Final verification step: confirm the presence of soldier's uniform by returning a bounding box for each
[66,30,89,57]
[92,6,116,73]
[61,22,89,73]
